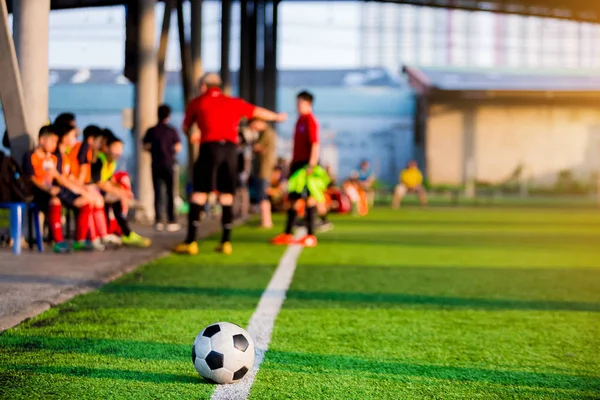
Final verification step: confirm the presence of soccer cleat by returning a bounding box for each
[173,241,199,255]
[166,223,182,232]
[316,221,334,233]
[73,241,95,252]
[155,223,165,232]
[52,242,70,254]
[89,239,106,252]
[122,232,151,248]
[270,233,294,246]
[102,234,122,246]
[294,234,318,248]
[215,241,232,255]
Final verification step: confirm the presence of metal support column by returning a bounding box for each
[11,0,50,159]
[414,95,428,175]
[263,0,278,111]
[190,0,203,87]
[158,0,174,103]
[177,0,193,106]
[0,0,30,162]
[135,0,158,222]
[177,0,196,183]
[239,0,256,103]
[220,0,232,94]
[254,0,265,106]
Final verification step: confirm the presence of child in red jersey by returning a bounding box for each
[271,91,321,248]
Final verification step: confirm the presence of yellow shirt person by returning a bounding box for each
[400,166,423,189]
[392,161,427,209]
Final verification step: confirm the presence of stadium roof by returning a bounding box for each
[403,66,600,101]
[5,0,600,22]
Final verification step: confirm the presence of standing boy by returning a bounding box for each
[143,104,182,232]
[271,91,320,247]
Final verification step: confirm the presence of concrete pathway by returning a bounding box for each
[0,219,221,332]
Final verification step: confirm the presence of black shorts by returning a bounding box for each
[57,188,81,208]
[288,160,310,201]
[289,161,308,179]
[32,187,52,212]
[193,141,238,195]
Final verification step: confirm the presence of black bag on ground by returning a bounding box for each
[0,151,34,203]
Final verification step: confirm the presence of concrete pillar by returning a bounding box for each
[0,0,29,162]
[135,0,158,223]
[158,0,174,103]
[190,0,203,86]
[12,0,50,154]
[220,0,232,94]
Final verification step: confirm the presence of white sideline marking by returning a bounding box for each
[211,230,306,400]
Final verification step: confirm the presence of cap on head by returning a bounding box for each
[199,73,222,89]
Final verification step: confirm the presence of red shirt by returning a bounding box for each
[183,88,256,144]
[292,113,319,162]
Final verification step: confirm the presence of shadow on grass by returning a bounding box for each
[0,364,206,385]
[88,286,600,313]
[2,336,598,392]
[262,350,600,392]
[87,265,600,312]
[0,335,189,362]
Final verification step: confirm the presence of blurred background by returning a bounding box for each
[1,1,599,202]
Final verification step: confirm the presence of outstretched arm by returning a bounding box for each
[252,107,287,123]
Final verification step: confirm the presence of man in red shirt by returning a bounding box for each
[271,91,320,247]
[174,73,287,256]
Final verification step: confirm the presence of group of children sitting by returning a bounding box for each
[22,114,151,253]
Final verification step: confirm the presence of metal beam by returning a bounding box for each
[176,0,195,182]
[254,0,265,106]
[220,0,232,94]
[176,0,192,106]
[263,0,278,111]
[0,0,30,161]
[239,0,256,103]
[190,0,203,86]
[157,0,174,103]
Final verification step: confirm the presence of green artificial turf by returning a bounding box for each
[1,207,600,399]
[250,208,600,400]
[0,226,286,399]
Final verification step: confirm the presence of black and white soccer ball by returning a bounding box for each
[192,322,255,384]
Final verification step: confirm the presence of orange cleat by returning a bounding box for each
[270,233,294,246]
[294,234,318,248]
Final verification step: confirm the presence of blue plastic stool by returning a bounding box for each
[0,202,43,255]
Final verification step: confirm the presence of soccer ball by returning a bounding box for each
[192,322,255,384]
